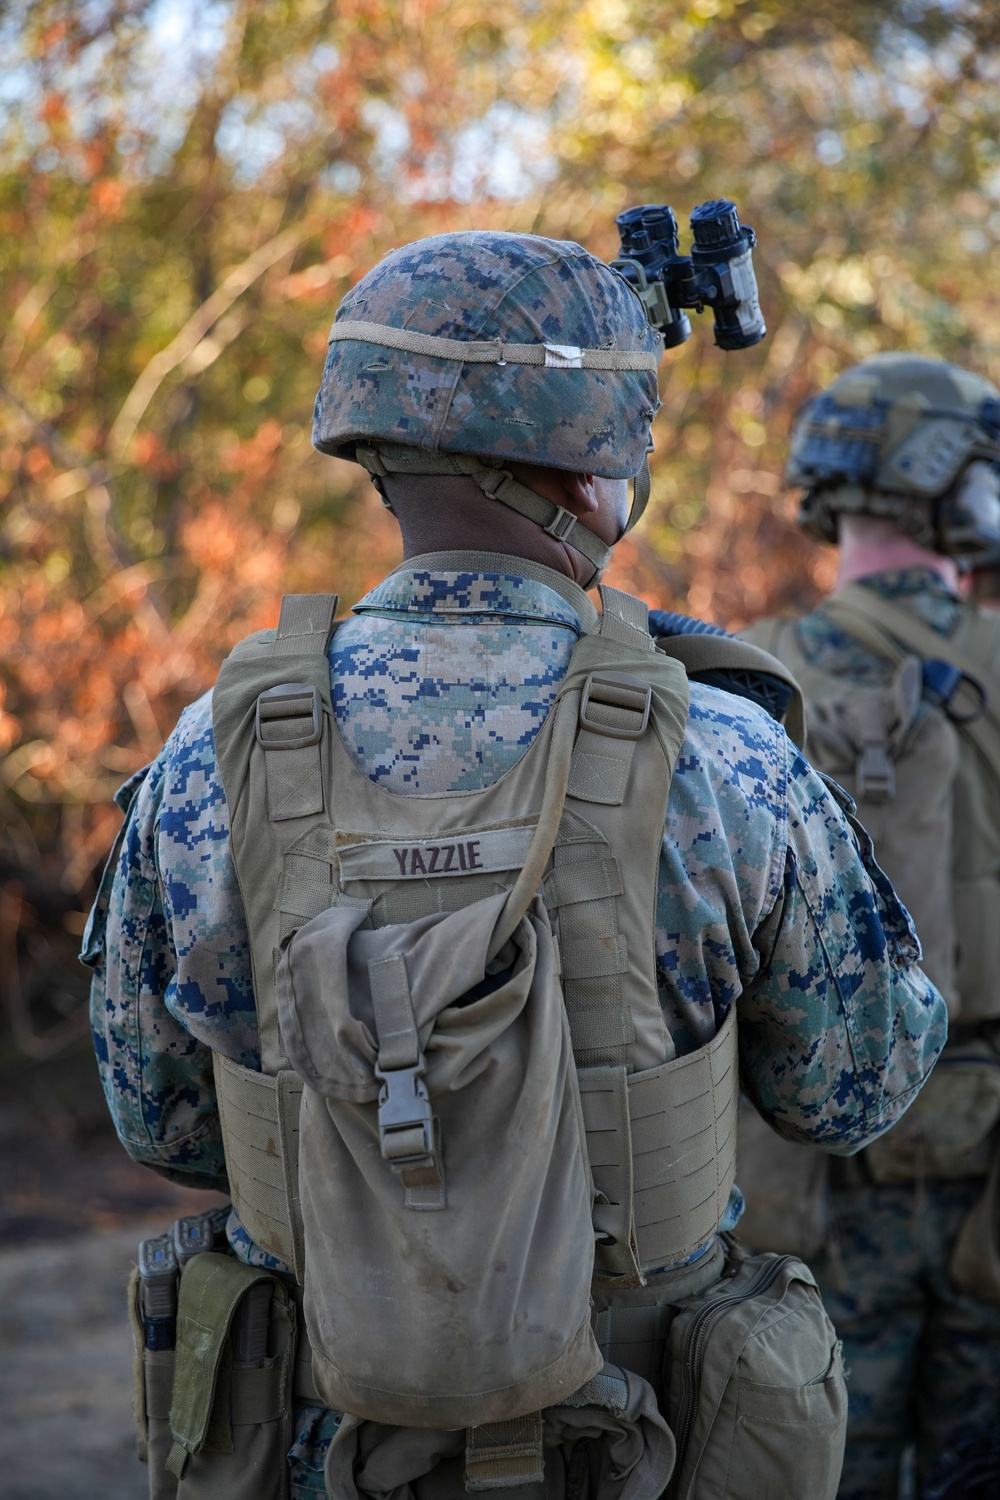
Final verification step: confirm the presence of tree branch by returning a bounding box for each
[106,224,307,460]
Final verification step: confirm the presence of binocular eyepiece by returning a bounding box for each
[612,200,766,352]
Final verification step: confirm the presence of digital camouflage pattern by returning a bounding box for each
[818,1174,1000,1500]
[312,232,662,477]
[85,562,947,1500]
[780,566,1000,1500]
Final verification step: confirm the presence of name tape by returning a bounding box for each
[337,825,536,882]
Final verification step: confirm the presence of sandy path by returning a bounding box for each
[0,1225,158,1499]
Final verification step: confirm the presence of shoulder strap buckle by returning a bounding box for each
[255,682,322,750]
[580,672,652,740]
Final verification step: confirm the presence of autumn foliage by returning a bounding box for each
[4,0,1000,1050]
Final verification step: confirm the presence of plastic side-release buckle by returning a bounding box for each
[376,1063,435,1164]
[255,682,322,750]
[855,742,895,802]
[579,672,653,740]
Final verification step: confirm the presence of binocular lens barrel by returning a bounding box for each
[612,197,765,351]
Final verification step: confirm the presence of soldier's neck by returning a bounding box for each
[834,516,960,595]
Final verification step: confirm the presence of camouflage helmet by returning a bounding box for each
[311,231,663,581]
[787,353,1000,551]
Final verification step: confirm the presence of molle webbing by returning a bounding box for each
[213,1052,305,1280]
[581,1007,738,1278]
[213,579,739,1281]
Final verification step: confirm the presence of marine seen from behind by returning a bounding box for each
[741,352,1000,1500]
[85,229,947,1500]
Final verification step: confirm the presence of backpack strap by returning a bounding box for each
[212,593,338,1278]
[658,631,806,748]
[823,584,1000,794]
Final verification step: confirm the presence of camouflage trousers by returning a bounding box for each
[813,1176,1000,1500]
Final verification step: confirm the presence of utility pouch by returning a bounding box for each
[326,1363,675,1500]
[950,1142,1000,1304]
[665,1249,847,1500]
[166,1251,296,1500]
[863,1039,1000,1183]
[277,886,601,1429]
[129,1266,179,1500]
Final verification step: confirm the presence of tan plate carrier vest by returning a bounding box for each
[748,584,1000,1027]
[740,585,1000,1285]
[208,586,749,1341]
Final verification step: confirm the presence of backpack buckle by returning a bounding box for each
[376,1064,435,1164]
[255,683,322,750]
[579,672,652,740]
[855,743,895,803]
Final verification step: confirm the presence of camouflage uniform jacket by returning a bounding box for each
[84,558,946,1485]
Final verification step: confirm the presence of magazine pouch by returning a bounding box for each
[276,887,602,1428]
[165,1252,296,1500]
[128,1266,179,1500]
[666,1250,847,1500]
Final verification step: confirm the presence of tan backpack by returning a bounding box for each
[740,585,1000,1290]
[140,580,847,1499]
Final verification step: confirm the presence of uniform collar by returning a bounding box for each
[354,551,597,633]
[849,567,963,638]
[856,566,961,604]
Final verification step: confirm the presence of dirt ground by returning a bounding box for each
[0,1044,228,1499]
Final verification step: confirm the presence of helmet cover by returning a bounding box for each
[787,353,1000,545]
[312,231,662,479]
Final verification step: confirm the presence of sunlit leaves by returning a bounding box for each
[4,0,1000,894]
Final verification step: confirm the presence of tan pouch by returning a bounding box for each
[953,876,1000,1022]
[277,888,601,1427]
[128,1267,179,1500]
[166,1252,296,1500]
[864,1040,1000,1182]
[734,1096,829,1257]
[666,1250,847,1500]
[326,1363,675,1500]
[950,1145,1000,1304]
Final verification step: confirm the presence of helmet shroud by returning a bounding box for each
[787,353,1000,551]
[312,231,664,581]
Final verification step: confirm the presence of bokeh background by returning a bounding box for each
[3,0,1000,1234]
[4,4,1000,1491]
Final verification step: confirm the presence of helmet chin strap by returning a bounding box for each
[355,445,651,588]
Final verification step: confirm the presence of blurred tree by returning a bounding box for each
[2,0,1000,1049]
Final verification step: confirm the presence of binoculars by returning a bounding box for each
[612,199,766,352]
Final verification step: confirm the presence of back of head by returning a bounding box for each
[787,352,1000,564]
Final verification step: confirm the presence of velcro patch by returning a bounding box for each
[337,825,536,882]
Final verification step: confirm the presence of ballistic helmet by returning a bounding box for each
[312,231,663,580]
[788,353,1000,562]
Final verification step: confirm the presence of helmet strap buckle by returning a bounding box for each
[543,507,580,544]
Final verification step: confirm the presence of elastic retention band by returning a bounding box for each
[328,320,662,371]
